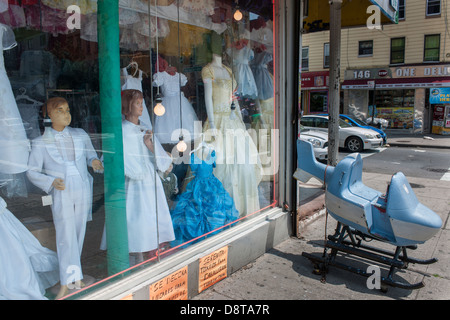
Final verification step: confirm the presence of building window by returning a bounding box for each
[390,37,405,64]
[424,34,440,62]
[309,91,328,113]
[426,0,441,16]
[358,40,373,57]
[398,0,405,20]
[323,43,330,68]
[302,47,309,71]
[302,0,309,17]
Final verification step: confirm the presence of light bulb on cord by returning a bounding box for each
[154,94,165,116]
[233,7,243,21]
[177,136,187,153]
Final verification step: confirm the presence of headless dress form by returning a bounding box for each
[201,63,262,217]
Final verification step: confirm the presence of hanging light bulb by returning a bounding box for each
[176,135,187,153]
[154,94,165,116]
[233,6,243,21]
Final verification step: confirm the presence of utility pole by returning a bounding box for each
[328,0,342,166]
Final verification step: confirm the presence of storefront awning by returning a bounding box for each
[342,77,450,89]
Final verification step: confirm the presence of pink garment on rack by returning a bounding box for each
[0,4,26,28]
[24,3,71,35]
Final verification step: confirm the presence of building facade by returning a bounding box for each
[301,0,450,134]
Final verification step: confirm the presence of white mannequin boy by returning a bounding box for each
[27,97,103,299]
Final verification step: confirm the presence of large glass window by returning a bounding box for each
[0,0,279,300]
[309,91,328,113]
[373,89,415,129]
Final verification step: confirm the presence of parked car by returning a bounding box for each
[298,125,328,161]
[300,115,383,152]
[365,117,389,130]
[338,114,387,145]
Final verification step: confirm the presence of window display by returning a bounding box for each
[0,0,278,300]
[373,89,415,129]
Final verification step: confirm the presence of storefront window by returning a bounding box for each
[373,89,415,129]
[309,90,328,113]
[0,0,278,300]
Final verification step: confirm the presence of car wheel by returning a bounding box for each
[346,136,363,152]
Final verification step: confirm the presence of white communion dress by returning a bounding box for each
[201,64,262,217]
[152,71,198,144]
[0,23,29,175]
[0,197,59,300]
[101,120,175,253]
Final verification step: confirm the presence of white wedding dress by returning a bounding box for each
[0,23,29,175]
[0,197,59,300]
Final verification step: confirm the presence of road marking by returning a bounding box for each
[360,147,387,159]
[441,168,450,181]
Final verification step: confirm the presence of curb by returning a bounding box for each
[388,143,450,149]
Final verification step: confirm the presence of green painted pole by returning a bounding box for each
[97,0,130,275]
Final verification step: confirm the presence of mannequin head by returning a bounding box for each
[210,31,223,56]
[122,89,144,120]
[43,97,71,131]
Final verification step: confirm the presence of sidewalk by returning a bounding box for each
[193,171,450,301]
[385,130,450,149]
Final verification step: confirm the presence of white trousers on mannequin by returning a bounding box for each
[51,164,90,286]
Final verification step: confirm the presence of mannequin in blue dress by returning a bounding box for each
[170,144,239,247]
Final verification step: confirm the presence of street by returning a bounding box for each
[339,146,450,181]
[195,143,450,301]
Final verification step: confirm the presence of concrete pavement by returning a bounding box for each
[194,134,450,301]
[386,130,450,149]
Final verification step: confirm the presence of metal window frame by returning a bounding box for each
[423,34,441,62]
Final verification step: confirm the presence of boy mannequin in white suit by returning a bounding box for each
[27,97,103,299]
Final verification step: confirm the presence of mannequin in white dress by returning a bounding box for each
[100,89,174,265]
[27,97,103,299]
[202,53,262,217]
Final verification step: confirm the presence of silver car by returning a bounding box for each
[298,125,328,161]
[300,115,383,152]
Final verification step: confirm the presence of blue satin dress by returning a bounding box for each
[170,150,239,247]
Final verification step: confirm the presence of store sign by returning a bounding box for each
[429,87,450,104]
[150,266,188,300]
[198,246,228,293]
[345,65,450,80]
[301,71,329,89]
[345,68,392,80]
